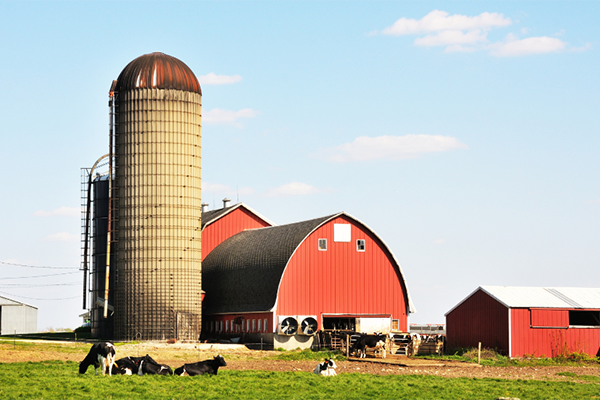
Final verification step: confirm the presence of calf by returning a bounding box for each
[313,359,337,376]
[79,342,116,376]
[137,354,173,376]
[352,334,387,358]
[174,355,227,376]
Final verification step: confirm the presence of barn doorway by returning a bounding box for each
[322,317,355,331]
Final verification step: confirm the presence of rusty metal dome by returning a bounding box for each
[114,52,202,95]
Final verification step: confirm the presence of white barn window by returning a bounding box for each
[334,224,351,242]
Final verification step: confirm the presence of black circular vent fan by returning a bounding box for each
[300,317,318,335]
[279,317,298,335]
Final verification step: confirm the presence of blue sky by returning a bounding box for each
[0,1,598,331]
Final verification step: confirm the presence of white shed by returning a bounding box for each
[0,295,38,334]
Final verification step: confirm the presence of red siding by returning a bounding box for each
[530,309,568,328]
[446,289,509,354]
[204,312,273,334]
[511,308,600,358]
[202,208,271,260]
[276,215,409,332]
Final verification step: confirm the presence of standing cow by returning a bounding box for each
[79,342,116,376]
[351,334,387,358]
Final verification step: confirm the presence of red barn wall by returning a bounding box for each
[203,312,273,334]
[276,215,410,332]
[202,208,271,260]
[510,308,600,358]
[446,290,509,354]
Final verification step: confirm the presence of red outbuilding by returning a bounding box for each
[446,286,600,358]
[201,201,273,260]
[201,207,415,349]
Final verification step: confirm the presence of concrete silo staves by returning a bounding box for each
[110,52,203,341]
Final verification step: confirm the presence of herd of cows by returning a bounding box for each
[78,342,228,377]
[78,342,339,377]
[78,333,445,378]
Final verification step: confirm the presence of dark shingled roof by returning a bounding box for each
[202,214,337,314]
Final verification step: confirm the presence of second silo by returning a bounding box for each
[111,52,203,341]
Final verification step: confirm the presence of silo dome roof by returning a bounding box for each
[115,52,202,95]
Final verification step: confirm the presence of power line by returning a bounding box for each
[0,282,80,287]
[1,271,79,280]
[0,290,81,301]
[0,261,78,270]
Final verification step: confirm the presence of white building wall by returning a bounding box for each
[0,305,38,334]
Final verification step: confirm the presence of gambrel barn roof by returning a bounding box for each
[202,212,415,315]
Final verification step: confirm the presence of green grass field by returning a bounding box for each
[1,361,599,400]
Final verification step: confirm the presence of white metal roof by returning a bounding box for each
[0,295,37,309]
[446,286,600,316]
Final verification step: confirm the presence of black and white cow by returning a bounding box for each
[79,342,116,376]
[351,334,387,358]
[111,356,140,375]
[137,354,173,376]
[174,355,227,376]
[313,358,337,376]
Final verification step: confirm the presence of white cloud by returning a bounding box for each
[414,29,487,47]
[489,34,567,57]
[570,43,593,53]
[380,10,581,56]
[33,207,79,217]
[44,232,79,242]
[382,10,511,36]
[203,108,257,126]
[314,135,468,162]
[265,182,324,197]
[198,73,242,85]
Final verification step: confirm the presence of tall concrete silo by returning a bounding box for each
[110,52,203,341]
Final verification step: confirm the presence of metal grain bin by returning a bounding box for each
[111,53,202,341]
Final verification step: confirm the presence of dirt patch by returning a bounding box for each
[1,340,599,383]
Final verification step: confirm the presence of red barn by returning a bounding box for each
[201,202,273,259]
[446,286,600,358]
[201,208,415,349]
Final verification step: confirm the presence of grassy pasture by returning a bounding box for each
[1,361,600,399]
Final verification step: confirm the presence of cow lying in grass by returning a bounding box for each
[313,359,337,376]
[79,342,116,376]
[111,354,172,375]
[137,354,173,375]
[111,356,140,375]
[174,355,227,376]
